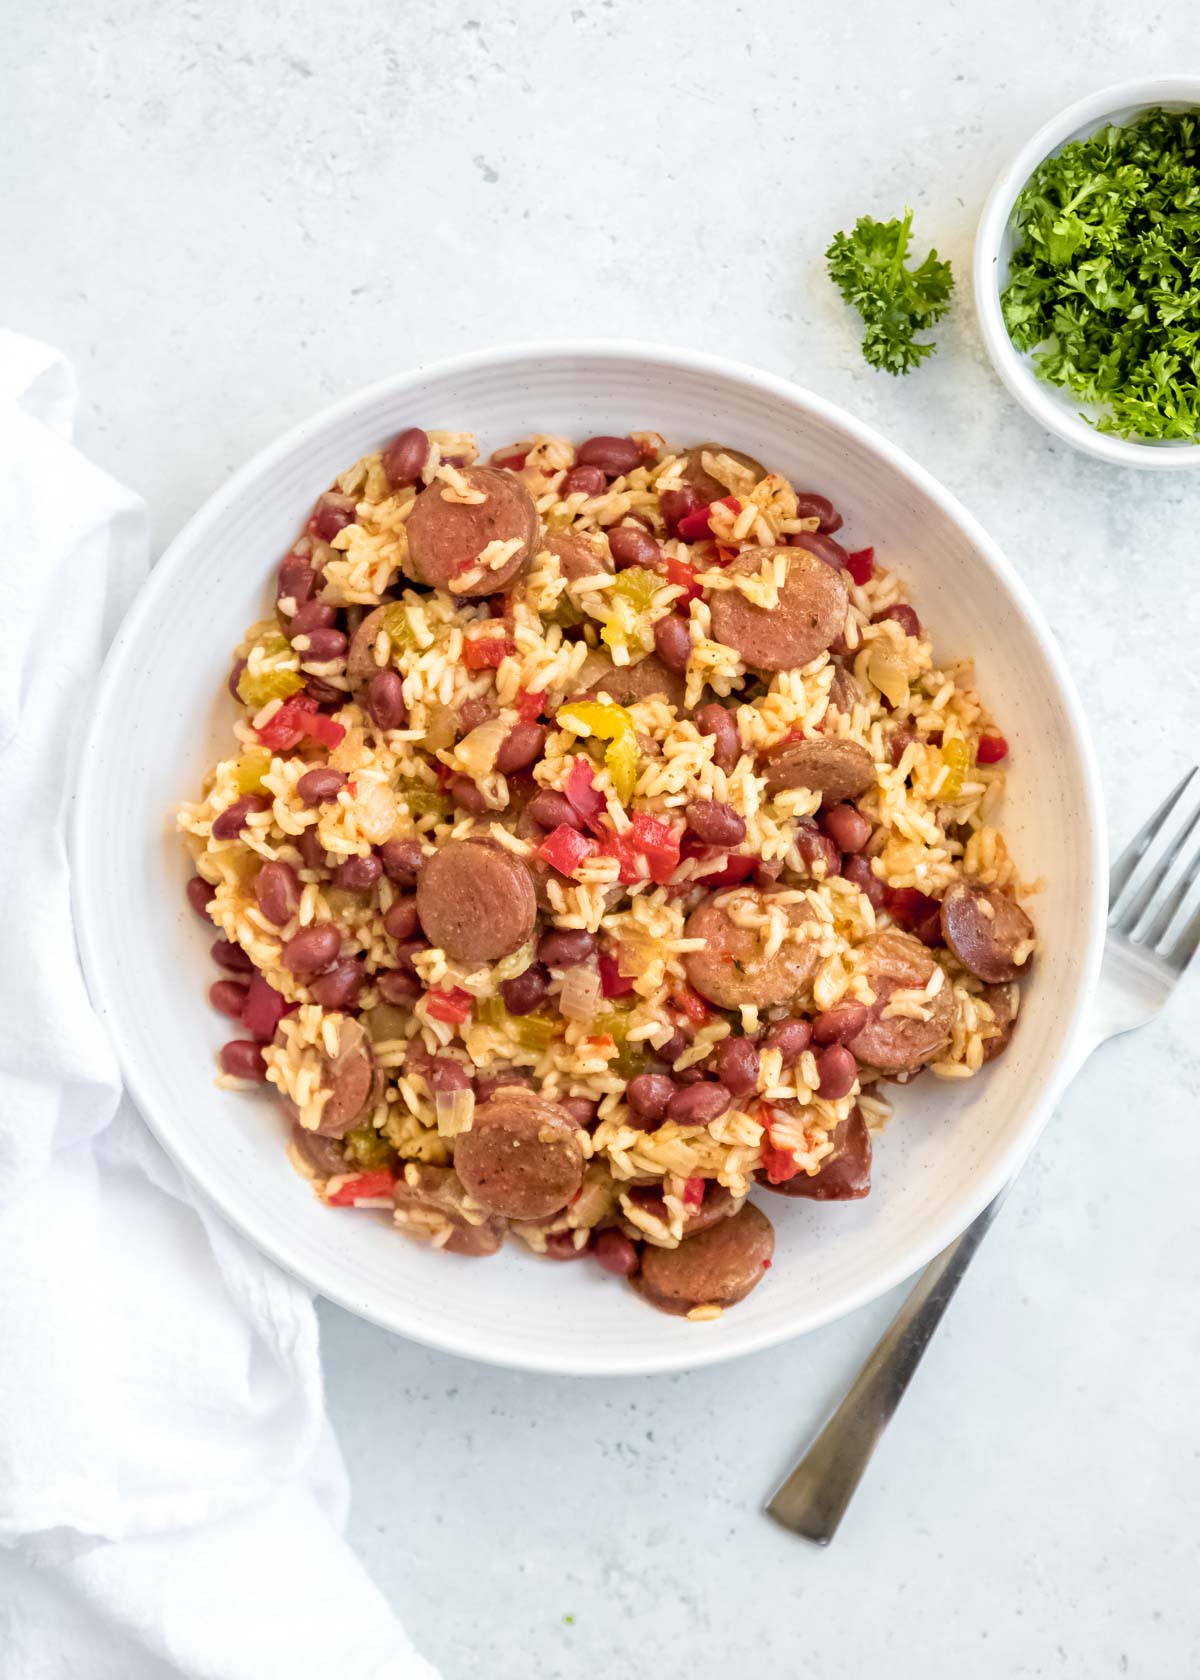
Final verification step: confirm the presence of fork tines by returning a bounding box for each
[1109,767,1200,972]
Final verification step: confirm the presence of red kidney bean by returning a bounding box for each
[652,614,692,674]
[367,669,407,731]
[755,858,785,888]
[560,464,607,498]
[685,799,746,848]
[475,1071,535,1102]
[186,875,215,917]
[812,1000,870,1046]
[559,1096,599,1128]
[577,435,642,476]
[595,1229,639,1277]
[793,492,843,534]
[668,1081,731,1126]
[537,928,595,968]
[715,1036,760,1096]
[495,722,547,776]
[393,937,431,974]
[446,773,488,813]
[526,788,582,831]
[255,859,301,926]
[672,1064,706,1086]
[887,724,917,767]
[309,958,365,1011]
[209,979,249,1019]
[297,826,327,873]
[228,659,247,702]
[874,603,921,639]
[788,530,849,569]
[304,675,343,707]
[628,1073,676,1125]
[841,854,888,910]
[334,853,382,893]
[219,1040,268,1081]
[796,824,840,879]
[383,896,421,941]
[422,1055,473,1093]
[211,938,253,973]
[376,967,421,1005]
[695,702,740,772]
[656,1026,690,1068]
[382,427,430,489]
[295,627,347,663]
[815,1044,858,1099]
[544,1231,589,1261]
[500,964,549,1016]
[211,795,269,841]
[296,768,346,807]
[659,486,699,535]
[288,601,338,638]
[379,838,425,884]
[309,495,356,543]
[282,922,341,978]
[820,803,872,854]
[764,1018,812,1067]
[278,554,317,608]
[458,696,494,735]
[607,525,661,570]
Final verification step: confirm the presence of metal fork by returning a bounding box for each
[766,768,1200,1545]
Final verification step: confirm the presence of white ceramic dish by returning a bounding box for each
[72,341,1107,1375]
[975,76,1200,470]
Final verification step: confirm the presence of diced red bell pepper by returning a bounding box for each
[537,824,598,878]
[976,733,1009,764]
[564,757,607,834]
[663,555,702,603]
[327,1169,396,1207]
[627,812,681,885]
[516,689,546,723]
[886,886,943,948]
[256,694,345,752]
[302,711,347,749]
[426,987,473,1024]
[598,950,636,998]
[845,546,875,586]
[240,972,296,1042]
[757,1104,801,1183]
[494,451,528,471]
[463,636,515,670]
[677,504,717,542]
[674,986,711,1025]
[698,851,758,887]
[681,1176,705,1212]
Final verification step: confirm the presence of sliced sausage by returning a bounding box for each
[710,547,848,673]
[845,930,954,1074]
[756,1107,871,1200]
[683,888,821,1010]
[346,604,398,706]
[980,981,1019,1063]
[941,880,1036,984]
[761,736,875,803]
[582,651,686,710]
[544,530,613,583]
[828,666,865,715]
[392,1163,506,1257]
[416,839,537,965]
[626,1181,741,1238]
[405,466,539,596]
[453,1093,585,1221]
[633,1201,774,1316]
[289,1122,348,1178]
[314,1016,379,1137]
[679,443,767,505]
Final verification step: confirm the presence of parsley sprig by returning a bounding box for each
[825,209,955,375]
[1002,108,1200,441]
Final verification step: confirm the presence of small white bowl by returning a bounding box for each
[975,77,1200,470]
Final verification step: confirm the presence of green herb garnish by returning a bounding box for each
[1002,108,1200,440]
[826,209,954,375]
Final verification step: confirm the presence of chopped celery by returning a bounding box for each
[234,747,272,794]
[398,777,450,820]
[343,1127,398,1171]
[236,666,304,708]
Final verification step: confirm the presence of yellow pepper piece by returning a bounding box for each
[608,566,661,615]
[556,700,640,805]
[939,737,970,799]
[234,747,272,794]
[236,665,305,708]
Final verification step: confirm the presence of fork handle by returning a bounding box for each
[765,1187,1009,1544]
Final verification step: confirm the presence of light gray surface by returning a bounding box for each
[7,1,1200,1675]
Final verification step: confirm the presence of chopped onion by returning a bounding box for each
[435,1087,475,1137]
[867,642,911,710]
[456,717,508,777]
[559,965,601,1023]
[421,705,457,754]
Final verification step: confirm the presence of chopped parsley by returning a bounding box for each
[825,209,954,375]
[1001,108,1200,440]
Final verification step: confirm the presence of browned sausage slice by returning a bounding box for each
[582,651,686,709]
[709,547,848,673]
[845,930,954,1074]
[683,888,821,1009]
[941,880,1036,984]
[633,1202,774,1315]
[980,981,1019,1063]
[761,736,875,803]
[392,1163,506,1257]
[315,1016,378,1137]
[624,1181,741,1238]
[756,1106,871,1200]
[346,603,395,705]
[405,466,539,596]
[680,443,767,505]
[827,666,865,715]
[416,839,537,965]
[289,1122,348,1177]
[544,530,613,583]
[453,1093,585,1221]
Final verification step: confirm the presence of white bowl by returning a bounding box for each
[72,341,1107,1375]
[975,77,1200,470]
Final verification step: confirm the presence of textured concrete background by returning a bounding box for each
[6,2,1200,1675]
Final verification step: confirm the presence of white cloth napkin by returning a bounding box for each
[0,332,437,1680]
